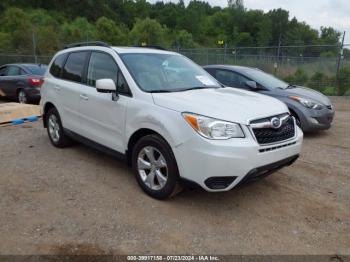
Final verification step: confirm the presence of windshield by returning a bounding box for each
[120,53,220,92]
[244,69,289,90]
[24,64,47,76]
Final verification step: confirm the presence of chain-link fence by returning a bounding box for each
[0,53,52,65]
[1,44,350,95]
[178,44,350,95]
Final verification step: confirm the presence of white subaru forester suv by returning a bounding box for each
[41,42,303,199]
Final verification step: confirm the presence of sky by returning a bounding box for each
[148,0,350,44]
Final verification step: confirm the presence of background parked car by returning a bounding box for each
[0,63,47,104]
[204,65,335,132]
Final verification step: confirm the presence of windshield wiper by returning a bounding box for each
[181,86,220,92]
[150,86,220,93]
[149,89,173,93]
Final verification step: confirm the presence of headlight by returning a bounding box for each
[290,96,323,110]
[182,113,245,139]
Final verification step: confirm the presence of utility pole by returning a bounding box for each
[276,33,282,62]
[32,31,38,64]
[335,31,346,95]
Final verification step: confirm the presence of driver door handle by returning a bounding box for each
[80,94,89,101]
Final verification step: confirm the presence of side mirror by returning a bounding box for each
[245,81,258,90]
[96,79,116,93]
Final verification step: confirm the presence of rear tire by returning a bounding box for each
[131,134,182,199]
[46,107,73,148]
[18,90,28,104]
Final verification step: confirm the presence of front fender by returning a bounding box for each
[124,99,192,150]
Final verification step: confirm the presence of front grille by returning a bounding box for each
[259,141,296,153]
[252,116,295,145]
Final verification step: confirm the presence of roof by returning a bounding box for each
[112,46,176,55]
[1,63,46,67]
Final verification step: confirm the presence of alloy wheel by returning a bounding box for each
[48,114,60,143]
[18,90,27,104]
[137,146,168,190]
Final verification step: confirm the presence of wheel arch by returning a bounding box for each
[126,128,170,166]
[43,102,57,128]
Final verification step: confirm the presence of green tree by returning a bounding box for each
[0,7,32,50]
[293,68,309,85]
[337,67,350,96]
[174,30,195,48]
[268,8,289,45]
[130,18,166,46]
[309,71,327,91]
[61,17,96,44]
[95,17,128,45]
[0,32,11,51]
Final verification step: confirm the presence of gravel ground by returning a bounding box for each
[0,97,349,255]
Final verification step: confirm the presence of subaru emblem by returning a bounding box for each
[271,117,281,129]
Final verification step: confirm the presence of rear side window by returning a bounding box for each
[62,52,89,83]
[7,66,21,76]
[50,54,67,78]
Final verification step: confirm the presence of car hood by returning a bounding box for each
[152,88,288,125]
[277,86,331,105]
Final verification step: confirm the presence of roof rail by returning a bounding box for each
[64,41,110,49]
[134,45,167,51]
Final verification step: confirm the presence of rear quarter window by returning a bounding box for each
[50,54,67,78]
[25,65,47,76]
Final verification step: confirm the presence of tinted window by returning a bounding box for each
[62,52,88,83]
[50,54,67,78]
[7,66,21,76]
[0,67,7,76]
[87,52,118,87]
[25,64,47,76]
[215,69,249,89]
[243,69,289,89]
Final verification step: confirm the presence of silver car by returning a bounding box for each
[204,65,335,132]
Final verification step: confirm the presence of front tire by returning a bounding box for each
[132,134,182,199]
[46,107,73,148]
[291,112,301,128]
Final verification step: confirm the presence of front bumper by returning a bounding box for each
[299,106,335,132]
[174,125,303,192]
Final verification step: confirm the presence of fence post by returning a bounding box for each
[276,33,282,66]
[224,43,227,64]
[32,31,38,64]
[335,31,346,95]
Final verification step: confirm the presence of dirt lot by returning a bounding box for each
[0,97,349,255]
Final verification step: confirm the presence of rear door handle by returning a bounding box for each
[54,85,61,91]
[80,94,89,101]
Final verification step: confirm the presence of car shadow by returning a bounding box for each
[66,138,293,213]
[303,130,330,139]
